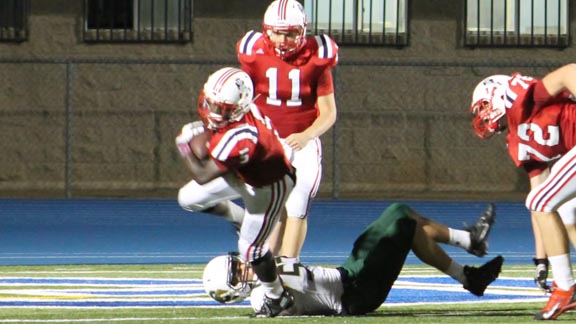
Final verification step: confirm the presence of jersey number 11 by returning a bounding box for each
[266,68,302,107]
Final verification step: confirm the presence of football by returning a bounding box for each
[189,130,212,160]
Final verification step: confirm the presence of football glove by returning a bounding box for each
[533,258,551,292]
[176,121,205,157]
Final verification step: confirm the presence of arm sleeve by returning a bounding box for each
[316,68,334,97]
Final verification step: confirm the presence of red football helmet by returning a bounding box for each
[262,0,307,59]
[470,75,511,139]
[198,67,254,130]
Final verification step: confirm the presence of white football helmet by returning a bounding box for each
[263,0,307,59]
[198,67,254,130]
[202,253,254,304]
[470,75,511,139]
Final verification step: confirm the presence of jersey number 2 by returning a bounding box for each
[517,123,560,162]
[266,68,302,107]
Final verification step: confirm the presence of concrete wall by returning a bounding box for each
[0,0,573,200]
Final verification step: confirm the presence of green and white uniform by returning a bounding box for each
[250,203,416,316]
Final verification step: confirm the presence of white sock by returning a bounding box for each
[445,260,467,285]
[448,228,471,251]
[549,254,575,290]
[260,277,283,299]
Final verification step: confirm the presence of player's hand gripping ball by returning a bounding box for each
[189,130,212,160]
[176,121,211,160]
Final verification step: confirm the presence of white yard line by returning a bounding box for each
[0,316,248,323]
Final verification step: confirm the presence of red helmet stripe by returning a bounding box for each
[278,0,288,20]
[213,68,239,94]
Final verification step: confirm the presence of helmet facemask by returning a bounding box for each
[470,75,510,139]
[198,93,247,130]
[263,25,306,59]
[471,99,506,139]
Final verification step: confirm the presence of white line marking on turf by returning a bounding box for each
[0,316,248,323]
[1,271,201,274]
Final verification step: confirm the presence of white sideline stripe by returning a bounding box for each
[0,293,204,299]
[0,256,205,260]
[0,271,201,274]
[394,280,544,295]
[1,287,202,295]
[0,273,202,286]
[394,284,544,296]
[0,316,248,323]
[381,297,548,307]
[0,297,212,302]
[0,284,197,288]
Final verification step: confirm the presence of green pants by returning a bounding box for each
[338,203,416,315]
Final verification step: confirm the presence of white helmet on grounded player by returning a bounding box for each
[470,75,511,139]
[202,253,253,304]
[198,67,254,130]
[263,0,307,59]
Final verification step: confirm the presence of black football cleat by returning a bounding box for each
[463,255,504,296]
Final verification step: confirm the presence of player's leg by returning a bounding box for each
[557,198,576,250]
[409,203,495,257]
[337,203,416,315]
[278,138,321,258]
[532,198,576,293]
[566,223,576,250]
[177,176,244,228]
[267,209,287,256]
[531,211,553,291]
[526,149,576,320]
[527,150,576,291]
[408,209,452,272]
[267,209,306,257]
[531,210,576,320]
[236,174,296,317]
[406,206,503,296]
[278,217,307,257]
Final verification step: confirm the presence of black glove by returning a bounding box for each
[533,258,551,292]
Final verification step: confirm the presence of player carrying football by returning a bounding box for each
[175,67,296,317]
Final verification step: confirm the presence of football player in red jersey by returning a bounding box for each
[470,63,576,320]
[236,0,339,258]
[175,67,296,317]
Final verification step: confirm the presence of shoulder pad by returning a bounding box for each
[237,30,264,56]
[312,34,339,62]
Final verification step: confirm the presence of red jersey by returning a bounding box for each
[504,73,576,177]
[237,31,339,138]
[207,105,292,187]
